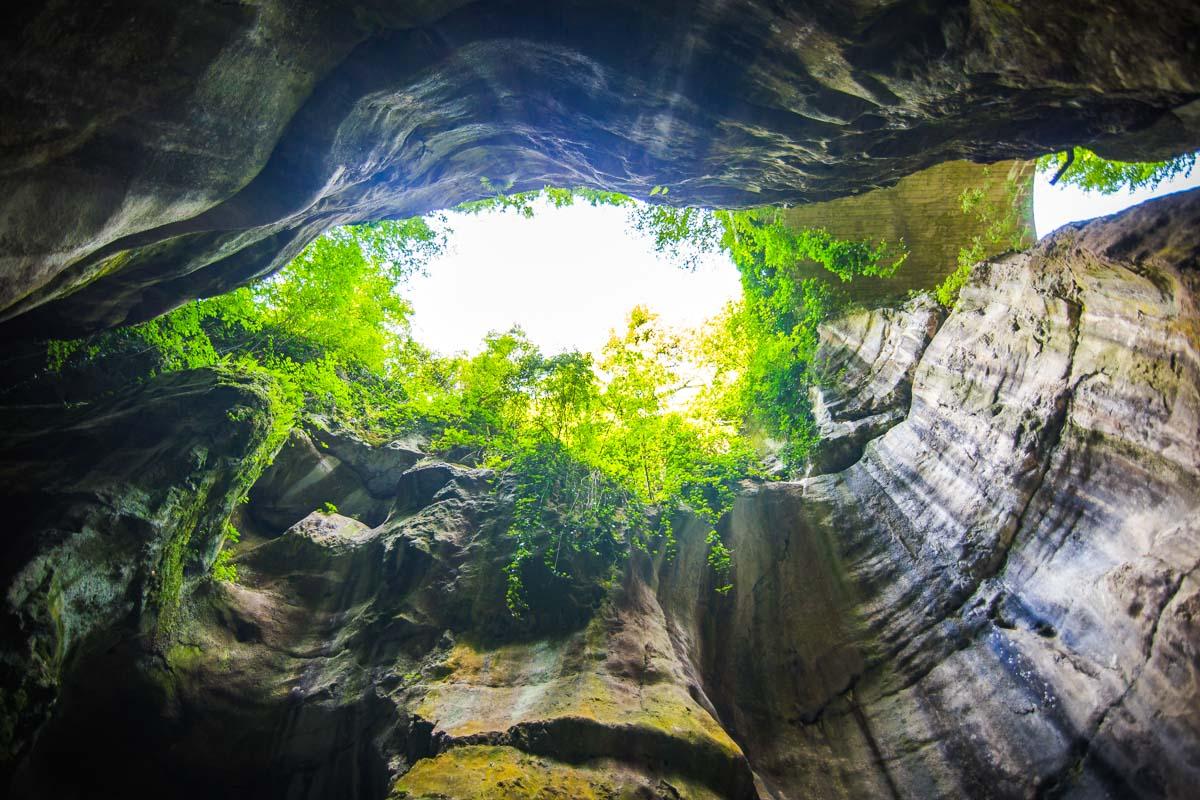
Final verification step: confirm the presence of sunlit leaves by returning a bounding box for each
[1037,147,1197,194]
[48,189,912,608]
[47,218,448,433]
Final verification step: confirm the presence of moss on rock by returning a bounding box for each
[391,745,723,800]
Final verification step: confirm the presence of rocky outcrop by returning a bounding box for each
[2,1,1199,338]
[2,190,1199,798]
[0,367,286,771]
[248,427,423,532]
[691,188,1200,798]
[807,293,945,474]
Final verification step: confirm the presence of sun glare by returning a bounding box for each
[404,197,741,357]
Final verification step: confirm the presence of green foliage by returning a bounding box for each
[632,204,906,469]
[630,205,724,271]
[423,196,907,609]
[211,523,240,583]
[1037,147,1197,194]
[46,339,90,372]
[457,180,635,218]
[404,313,756,615]
[936,169,1034,307]
[52,187,910,618]
[321,501,339,515]
[502,437,639,616]
[718,208,907,283]
[48,219,447,433]
[51,220,444,633]
[452,186,906,471]
[706,531,733,595]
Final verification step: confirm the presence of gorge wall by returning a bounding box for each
[3,189,1197,798]
[781,159,1035,305]
[3,2,1200,797]
[2,0,1200,337]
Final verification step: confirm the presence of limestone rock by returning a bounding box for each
[807,293,945,474]
[309,426,425,498]
[248,427,423,533]
[0,367,284,771]
[3,191,1200,798]
[394,462,494,513]
[2,1,1199,337]
[697,188,1200,798]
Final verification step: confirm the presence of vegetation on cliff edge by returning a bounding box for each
[45,190,906,614]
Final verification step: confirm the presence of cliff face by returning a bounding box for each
[781,160,1035,305]
[3,189,1197,799]
[0,368,286,769]
[698,190,1200,798]
[2,0,1199,338]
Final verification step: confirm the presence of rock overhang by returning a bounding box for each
[1,0,1199,338]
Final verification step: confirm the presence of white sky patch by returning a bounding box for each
[404,169,1200,356]
[405,197,740,357]
[1034,165,1200,239]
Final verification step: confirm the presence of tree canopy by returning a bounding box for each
[47,188,908,614]
[1038,147,1196,194]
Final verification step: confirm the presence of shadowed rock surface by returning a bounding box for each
[2,190,1197,798]
[2,0,1200,337]
[807,293,945,474]
[782,160,1035,305]
[0,367,285,771]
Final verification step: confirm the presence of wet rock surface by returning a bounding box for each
[2,0,1199,337]
[2,190,1198,797]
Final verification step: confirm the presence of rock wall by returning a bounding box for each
[2,189,1197,798]
[781,160,1035,305]
[807,293,945,474]
[1,0,1199,338]
[0,368,285,770]
[694,188,1200,798]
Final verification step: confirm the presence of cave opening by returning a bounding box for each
[6,157,1200,800]
[3,1,1200,795]
[405,192,740,357]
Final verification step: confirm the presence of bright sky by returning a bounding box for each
[405,168,1200,356]
[1033,166,1200,238]
[406,198,740,357]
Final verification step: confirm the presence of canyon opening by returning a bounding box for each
[2,3,1200,799]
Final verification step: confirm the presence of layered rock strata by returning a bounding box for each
[807,293,945,475]
[1,190,1198,798]
[693,190,1200,798]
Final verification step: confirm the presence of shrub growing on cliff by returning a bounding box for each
[46,189,905,611]
[1037,147,1197,194]
[211,523,240,583]
[935,168,1034,308]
